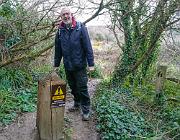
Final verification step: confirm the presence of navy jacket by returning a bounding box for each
[54,21,94,71]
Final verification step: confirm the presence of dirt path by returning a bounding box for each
[0,79,101,140]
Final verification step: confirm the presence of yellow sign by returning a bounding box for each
[52,95,65,100]
[51,84,66,108]
[52,86,65,101]
[54,86,63,95]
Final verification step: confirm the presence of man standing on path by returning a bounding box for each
[54,7,95,121]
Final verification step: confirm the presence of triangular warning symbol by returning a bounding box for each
[54,86,63,95]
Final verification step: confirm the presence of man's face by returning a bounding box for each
[61,9,72,24]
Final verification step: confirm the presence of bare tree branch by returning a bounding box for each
[84,0,104,24]
[0,42,54,68]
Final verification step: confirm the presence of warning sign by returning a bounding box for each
[51,84,66,108]
[54,86,63,95]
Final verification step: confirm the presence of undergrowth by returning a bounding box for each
[93,79,180,140]
[0,68,32,89]
[0,68,38,125]
[88,65,102,78]
[0,84,37,125]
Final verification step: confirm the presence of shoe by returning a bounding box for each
[68,106,80,112]
[82,113,90,121]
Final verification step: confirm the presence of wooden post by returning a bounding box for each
[37,72,66,140]
[155,65,167,103]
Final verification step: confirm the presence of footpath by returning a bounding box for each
[0,79,101,140]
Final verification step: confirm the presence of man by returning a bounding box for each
[54,7,94,121]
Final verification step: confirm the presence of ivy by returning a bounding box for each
[93,81,154,140]
[94,79,180,139]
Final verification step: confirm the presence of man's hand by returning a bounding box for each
[88,66,95,72]
[53,67,59,72]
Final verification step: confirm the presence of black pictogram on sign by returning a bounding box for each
[51,84,66,108]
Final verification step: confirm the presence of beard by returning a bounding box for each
[63,16,72,24]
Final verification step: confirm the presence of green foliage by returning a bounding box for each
[0,84,37,125]
[167,65,180,80]
[93,80,154,140]
[0,63,67,125]
[0,68,32,89]
[5,36,21,48]
[130,80,180,139]
[30,63,52,81]
[141,42,160,78]
[0,0,15,18]
[130,80,180,107]
[111,0,178,87]
[30,63,67,81]
[112,40,160,87]
[164,80,180,98]
[15,85,37,112]
[0,89,18,125]
[31,63,52,74]
[94,78,180,139]
[58,64,66,80]
[88,65,102,78]
[0,67,37,125]
[131,83,155,105]
[0,0,22,48]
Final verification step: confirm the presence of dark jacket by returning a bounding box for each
[54,21,94,71]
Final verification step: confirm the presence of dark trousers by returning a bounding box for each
[65,68,90,114]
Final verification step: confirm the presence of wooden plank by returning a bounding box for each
[51,80,66,140]
[52,107,65,140]
[37,72,67,140]
[38,80,52,140]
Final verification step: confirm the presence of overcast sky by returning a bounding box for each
[77,13,110,26]
[65,0,111,26]
[23,0,110,26]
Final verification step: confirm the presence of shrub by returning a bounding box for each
[0,68,32,89]
[0,84,37,125]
